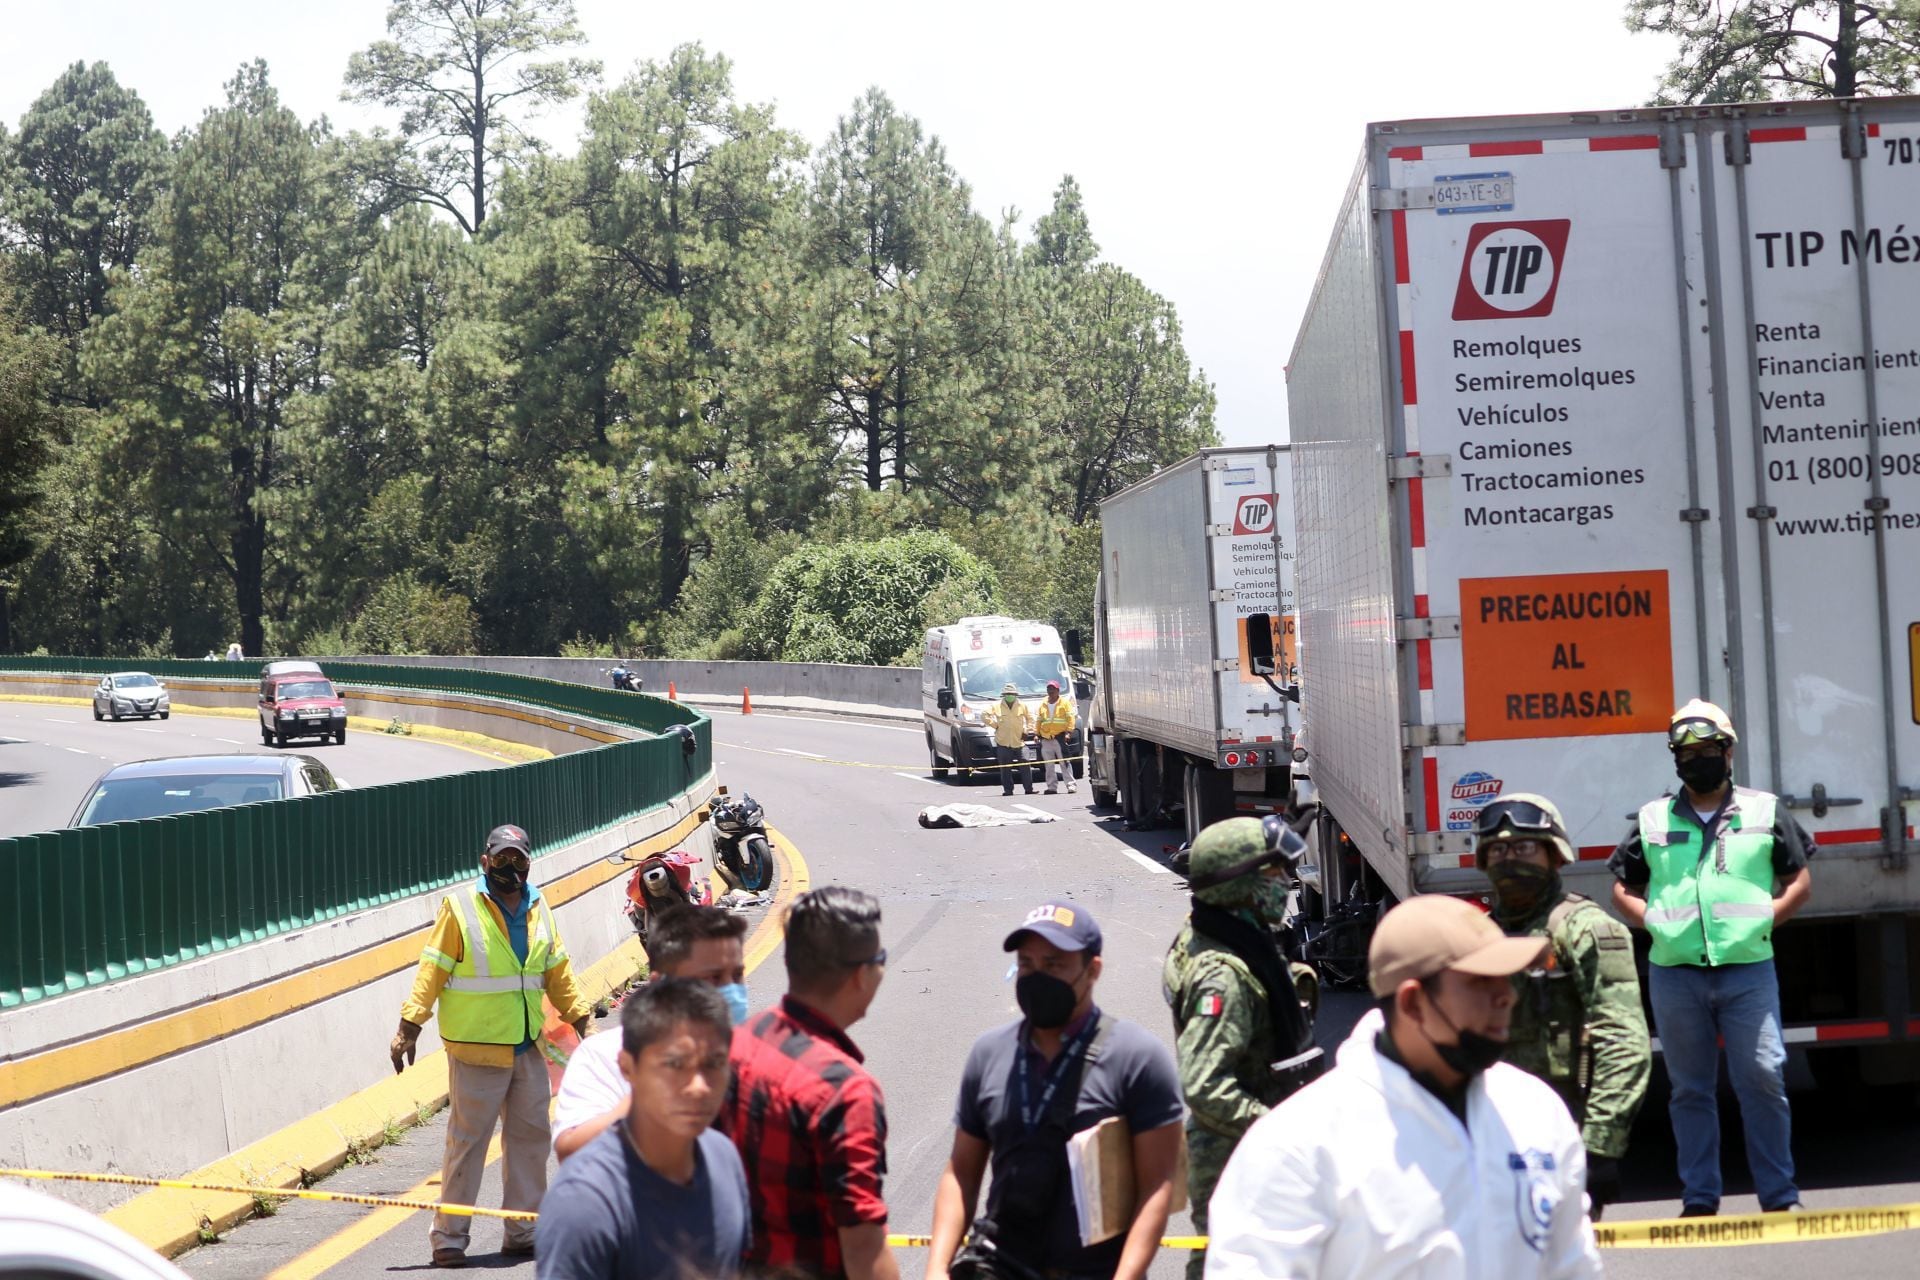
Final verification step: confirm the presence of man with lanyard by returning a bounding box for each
[927,903,1184,1280]
[390,824,595,1268]
[1162,817,1321,1280]
[1609,699,1813,1217]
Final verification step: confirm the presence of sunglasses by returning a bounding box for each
[484,849,531,869]
[1481,837,1552,862]
[849,948,887,969]
[1472,798,1559,841]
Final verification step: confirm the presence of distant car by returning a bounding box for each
[258,664,347,747]
[91,671,171,723]
[0,1182,192,1278]
[69,753,342,827]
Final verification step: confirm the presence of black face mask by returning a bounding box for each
[1424,998,1505,1076]
[1487,862,1558,915]
[1676,753,1730,794]
[485,864,526,894]
[1015,970,1080,1029]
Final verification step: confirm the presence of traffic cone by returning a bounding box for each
[668,681,677,701]
[742,686,753,715]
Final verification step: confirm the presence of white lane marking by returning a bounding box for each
[216,737,243,745]
[778,748,825,758]
[64,746,90,755]
[133,727,164,733]
[1115,844,1173,875]
[45,717,76,724]
[892,771,935,784]
[0,736,24,745]
[700,706,922,733]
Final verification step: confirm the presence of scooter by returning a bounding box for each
[709,787,774,892]
[605,846,713,945]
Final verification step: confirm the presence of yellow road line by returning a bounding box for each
[251,825,811,1277]
[1,806,708,1109]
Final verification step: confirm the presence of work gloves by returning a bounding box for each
[390,1019,422,1074]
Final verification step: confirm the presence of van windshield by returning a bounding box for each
[958,654,1070,701]
[277,680,335,701]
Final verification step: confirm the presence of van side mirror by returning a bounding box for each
[1245,613,1276,677]
[1064,629,1084,666]
[1073,678,1093,701]
[937,688,956,712]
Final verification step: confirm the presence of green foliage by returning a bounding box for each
[1627,1,1920,103]
[3,22,1216,663]
[343,0,600,231]
[747,532,998,666]
[344,574,478,655]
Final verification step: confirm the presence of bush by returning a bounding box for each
[749,532,1000,666]
[344,575,477,655]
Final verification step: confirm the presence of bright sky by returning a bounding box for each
[4,1,1679,447]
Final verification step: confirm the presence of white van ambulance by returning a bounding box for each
[921,616,1081,780]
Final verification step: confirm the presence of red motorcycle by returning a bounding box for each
[610,847,713,945]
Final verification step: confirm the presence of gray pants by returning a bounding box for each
[432,1052,549,1253]
[995,743,1031,794]
[1039,736,1069,787]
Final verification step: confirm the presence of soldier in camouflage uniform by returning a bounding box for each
[1163,817,1319,1280]
[1474,792,1650,1219]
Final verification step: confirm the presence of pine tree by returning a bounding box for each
[1627,1,1920,102]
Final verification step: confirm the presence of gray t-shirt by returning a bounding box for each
[536,1125,750,1280]
[954,1012,1185,1276]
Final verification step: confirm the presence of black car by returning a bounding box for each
[69,753,343,826]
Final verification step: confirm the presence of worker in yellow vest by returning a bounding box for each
[390,823,595,1268]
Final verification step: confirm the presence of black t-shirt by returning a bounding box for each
[1608,788,1812,888]
[954,1013,1184,1277]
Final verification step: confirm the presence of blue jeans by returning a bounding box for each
[1648,958,1798,1209]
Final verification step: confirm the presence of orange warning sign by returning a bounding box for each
[1237,613,1298,684]
[1460,570,1673,741]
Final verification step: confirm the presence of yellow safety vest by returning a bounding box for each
[437,885,563,1045]
[1638,789,1779,968]
[1036,697,1075,737]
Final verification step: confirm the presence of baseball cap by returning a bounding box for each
[1367,895,1545,998]
[1003,902,1102,956]
[1669,698,1737,748]
[1046,680,1061,692]
[485,823,533,859]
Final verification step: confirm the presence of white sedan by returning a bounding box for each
[91,672,171,723]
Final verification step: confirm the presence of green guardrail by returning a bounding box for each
[0,657,711,1008]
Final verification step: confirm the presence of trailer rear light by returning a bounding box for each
[1225,751,1242,766]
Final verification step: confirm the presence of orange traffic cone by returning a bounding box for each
[742,686,753,715]
[668,681,677,701]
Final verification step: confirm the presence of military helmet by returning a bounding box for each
[1187,815,1305,906]
[1472,792,1575,867]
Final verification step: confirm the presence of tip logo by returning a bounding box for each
[1233,493,1277,536]
[1452,220,1571,321]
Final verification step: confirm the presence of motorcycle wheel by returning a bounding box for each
[739,835,774,892]
[629,904,650,946]
[715,843,745,893]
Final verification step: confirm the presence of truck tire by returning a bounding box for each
[953,736,974,781]
[1182,762,1235,845]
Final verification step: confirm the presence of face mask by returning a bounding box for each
[484,864,526,894]
[718,982,750,1026]
[1423,997,1505,1077]
[1004,695,1017,706]
[1486,862,1557,914]
[1676,753,1729,793]
[1015,970,1080,1029]
[1252,875,1291,923]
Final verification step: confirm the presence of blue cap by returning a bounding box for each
[1003,902,1102,956]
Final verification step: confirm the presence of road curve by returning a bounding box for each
[0,701,515,839]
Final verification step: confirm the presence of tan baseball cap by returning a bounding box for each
[1368,895,1547,998]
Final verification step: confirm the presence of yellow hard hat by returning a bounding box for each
[1669,698,1736,749]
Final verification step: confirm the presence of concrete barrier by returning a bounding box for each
[335,655,922,716]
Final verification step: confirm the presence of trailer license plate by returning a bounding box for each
[1433,172,1515,215]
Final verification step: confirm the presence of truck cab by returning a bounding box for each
[921,616,1081,780]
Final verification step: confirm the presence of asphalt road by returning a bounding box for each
[0,701,514,838]
[162,707,1920,1277]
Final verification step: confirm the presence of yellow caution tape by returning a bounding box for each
[0,1168,536,1222]
[15,1167,1909,1249]
[1594,1203,1920,1248]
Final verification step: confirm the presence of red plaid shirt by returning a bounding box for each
[721,995,889,1277]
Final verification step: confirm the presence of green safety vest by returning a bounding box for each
[437,886,562,1044]
[1638,788,1779,968]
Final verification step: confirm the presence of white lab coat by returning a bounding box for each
[1203,1009,1601,1280]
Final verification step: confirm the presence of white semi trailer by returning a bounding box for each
[1287,97,1920,1080]
[1086,446,1302,845]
